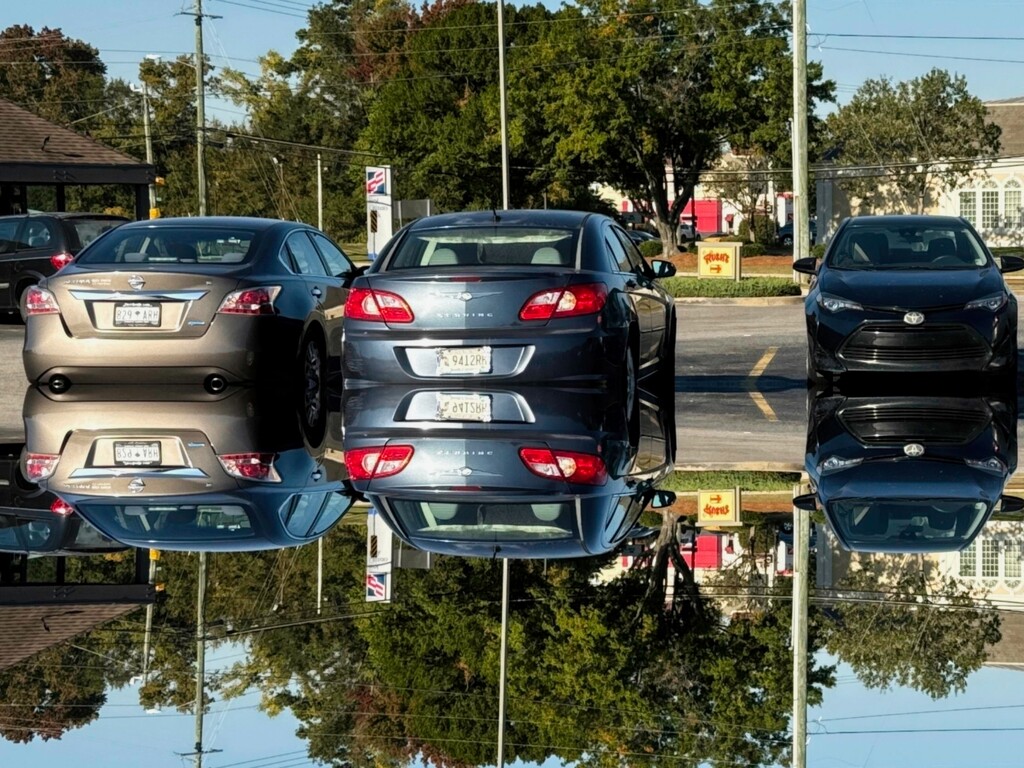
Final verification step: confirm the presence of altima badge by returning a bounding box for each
[127,477,146,493]
[128,274,146,290]
[903,311,924,325]
[903,443,925,458]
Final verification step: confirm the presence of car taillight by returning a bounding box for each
[216,286,281,315]
[50,498,75,516]
[345,445,414,480]
[344,288,414,323]
[25,453,60,481]
[519,283,607,321]
[519,447,607,485]
[24,286,60,316]
[50,252,74,271]
[217,453,281,482]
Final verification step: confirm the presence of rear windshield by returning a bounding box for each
[67,218,127,250]
[87,504,254,541]
[389,500,577,541]
[76,226,259,265]
[828,222,990,269]
[387,227,578,269]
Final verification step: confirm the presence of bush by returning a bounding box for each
[638,239,664,259]
[738,215,775,244]
[661,276,801,298]
[662,470,801,492]
[741,242,767,257]
[810,243,826,259]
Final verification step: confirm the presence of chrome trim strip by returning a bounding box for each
[68,290,208,301]
[69,467,209,479]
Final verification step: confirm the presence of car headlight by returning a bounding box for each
[817,456,864,474]
[817,294,863,313]
[965,457,1007,474]
[964,293,1007,312]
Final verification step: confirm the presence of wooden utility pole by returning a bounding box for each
[792,504,810,768]
[194,0,208,216]
[792,0,810,270]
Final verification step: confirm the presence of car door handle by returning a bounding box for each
[311,287,322,298]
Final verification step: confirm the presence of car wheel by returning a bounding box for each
[782,236,793,248]
[617,331,638,415]
[657,309,677,398]
[301,331,327,447]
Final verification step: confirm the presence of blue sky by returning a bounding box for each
[10,0,1024,126]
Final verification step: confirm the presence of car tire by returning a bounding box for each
[657,309,677,398]
[300,330,327,448]
[618,329,638,415]
[782,236,793,248]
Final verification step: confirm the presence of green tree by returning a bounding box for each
[823,569,1001,699]
[825,68,1001,213]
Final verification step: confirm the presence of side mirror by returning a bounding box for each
[793,493,818,511]
[793,257,818,275]
[650,489,677,508]
[999,495,1024,514]
[999,254,1024,274]
[650,259,677,279]
[343,264,368,284]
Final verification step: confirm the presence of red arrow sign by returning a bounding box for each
[710,264,722,273]
[709,494,722,503]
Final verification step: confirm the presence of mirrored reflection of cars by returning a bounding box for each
[0,212,128,317]
[22,217,359,396]
[340,386,676,558]
[342,210,677,393]
[21,386,356,551]
[800,389,1020,553]
[795,215,1022,383]
[0,442,127,556]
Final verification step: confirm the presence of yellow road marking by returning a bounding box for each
[747,346,778,378]
[748,391,778,422]
[746,346,779,421]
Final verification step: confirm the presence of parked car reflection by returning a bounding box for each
[798,389,1021,552]
[0,442,127,556]
[21,387,356,551]
[340,386,676,558]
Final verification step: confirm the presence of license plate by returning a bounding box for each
[436,346,492,375]
[114,302,160,327]
[437,393,492,422]
[114,441,161,466]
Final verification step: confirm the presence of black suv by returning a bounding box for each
[0,212,128,317]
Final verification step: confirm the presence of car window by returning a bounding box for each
[284,492,328,537]
[310,232,354,276]
[312,492,353,535]
[0,218,24,254]
[22,219,59,251]
[612,226,646,271]
[75,226,258,265]
[387,227,577,269]
[65,218,127,251]
[286,232,328,276]
[605,227,633,272]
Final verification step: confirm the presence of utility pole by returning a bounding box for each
[791,504,810,768]
[316,153,324,231]
[141,83,157,217]
[496,0,510,210]
[194,551,208,768]
[792,0,809,273]
[496,558,510,768]
[316,537,324,616]
[193,0,210,216]
[141,549,159,683]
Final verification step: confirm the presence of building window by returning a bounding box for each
[1005,179,1022,227]
[960,191,977,226]
[960,540,977,577]
[982,182,1000,229]
[1006,541,1022,578]
[982,539,1000,577]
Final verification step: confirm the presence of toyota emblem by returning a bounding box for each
[903,443,925,458]
[903,311,924,325]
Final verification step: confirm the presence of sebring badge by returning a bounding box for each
[903,443,925,458]
[903,311,924,325]
[128,274,146,291]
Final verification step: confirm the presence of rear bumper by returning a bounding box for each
[23,313,300,385]
[342,324,627,388]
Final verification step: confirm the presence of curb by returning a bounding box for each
[675,462,805,473]
[674,296,804,306]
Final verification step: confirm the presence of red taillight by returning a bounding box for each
[344,288,414,323]
[217,453,281,482]
[50,498,75,516]
[24,286,60,316]
[50,252,74,271]
[519,283,607,321]
[345,445,414,480]
[519,447,607,486]
[25,453,60,482]
[217,286,280,315]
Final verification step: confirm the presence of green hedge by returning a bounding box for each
[662,471,801,492]
[740,242,767,257]
[661,276,801,298]
[810,243,826,259]
[638,239,664,259]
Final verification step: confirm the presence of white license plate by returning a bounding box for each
[437,393,492,422]
[114,441,161,466]
[436,346,492,375]
[114,302,160,327]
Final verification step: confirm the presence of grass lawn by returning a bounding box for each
[661,470,802,492]
[661,276,801,298]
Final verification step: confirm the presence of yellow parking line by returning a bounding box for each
[747,346,778,378]
[748,391,778,422]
